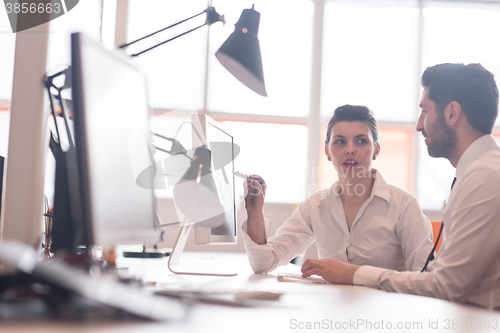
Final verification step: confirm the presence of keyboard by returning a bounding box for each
[277,272,328,284]
[0,240,186,321]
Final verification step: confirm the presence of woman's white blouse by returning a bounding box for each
[242,170,433,274]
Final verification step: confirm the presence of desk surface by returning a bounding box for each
[2,252,500,333]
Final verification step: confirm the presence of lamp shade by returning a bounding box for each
[215,6,267,97]
[173,147,224,227]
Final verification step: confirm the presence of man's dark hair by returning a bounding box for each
[325,104,378,145]
[421,63,499,134]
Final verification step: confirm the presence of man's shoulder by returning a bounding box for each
[463,148,500,186]
[469,148,500,173]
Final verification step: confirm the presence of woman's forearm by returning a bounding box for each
[246,210,266,245]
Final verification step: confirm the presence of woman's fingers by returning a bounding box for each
[248,174,267,196]
[243,175,266,211]
[248,174,265,184]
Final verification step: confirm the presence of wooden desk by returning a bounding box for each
[1,252,499,333]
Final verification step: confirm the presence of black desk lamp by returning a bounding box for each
[118,5,267,97]
[118,6,266,266]
[216,5,267,97]
[118,4,267,223]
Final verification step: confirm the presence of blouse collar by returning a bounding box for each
[319,169,391,207]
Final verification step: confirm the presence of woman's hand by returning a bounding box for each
[244,174,267,245]
[301,258,360,285]
[244,174,267,212]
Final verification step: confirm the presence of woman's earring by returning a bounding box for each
[327,156,331,161]
[372,155,377,160]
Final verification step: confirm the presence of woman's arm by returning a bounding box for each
[242,179,316,273]
[244,175,267,245]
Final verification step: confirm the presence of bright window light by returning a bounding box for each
[221,121,308,204]
[423,1,500,126]
[321,1,419,122]
[101,0,117,49]
[127,0,208,111]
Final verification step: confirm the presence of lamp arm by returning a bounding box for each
[119,6,225,58]
[131,23,206,57]
[118,10,206,50]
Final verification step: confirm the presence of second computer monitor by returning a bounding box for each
[191,114,237,245]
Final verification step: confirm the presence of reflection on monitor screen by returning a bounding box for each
[193,114,237,245]
[167,114,237,276]
[71,33,158,247]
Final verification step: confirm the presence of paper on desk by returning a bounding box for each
[155,289,284,307]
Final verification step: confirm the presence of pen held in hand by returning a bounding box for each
[232,171,265,185]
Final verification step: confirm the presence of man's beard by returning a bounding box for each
[425,115,458,159]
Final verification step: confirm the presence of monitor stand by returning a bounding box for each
[167,222,237,276]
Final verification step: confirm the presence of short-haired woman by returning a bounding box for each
[242,104,433,274]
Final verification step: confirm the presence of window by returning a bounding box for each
[417,137,455,210]
[321,1,419,122]
[419,0,500,208]
[221,121,308,203]
[373,128,414,193]
[47,0,102,70]
[6,0,498,213]
[127,0,208,110]
[125,0,313,204]
[416,1,500,209]
[321,0,500,211]
[120,0,500,211]
[423,1,500,127]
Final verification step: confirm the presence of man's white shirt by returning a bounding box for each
[354,135,500,310]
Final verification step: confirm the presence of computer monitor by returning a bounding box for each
[167,113,237,276]
[71,32,158,247]
[192,114,237,245]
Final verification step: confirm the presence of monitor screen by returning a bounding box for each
[71,33,158,246]
[192,114,237,245]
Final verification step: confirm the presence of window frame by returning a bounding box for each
[112,0,500,216]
